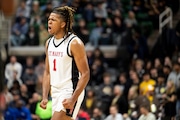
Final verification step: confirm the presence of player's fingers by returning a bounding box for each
[42,105,47,109]
[40,103,46,109]
[62,99,68,106]
[40,101,47,109]
[43,100,48,104]
[62,99,67,103]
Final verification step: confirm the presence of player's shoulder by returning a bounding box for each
[46,36,53,44]
[45,36,53,50]
[69,33,83,46]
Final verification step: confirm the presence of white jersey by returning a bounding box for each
[47,33,79,90]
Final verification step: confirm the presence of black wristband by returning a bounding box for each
[66,109,72,117]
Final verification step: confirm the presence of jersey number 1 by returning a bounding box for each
[53,59,56,71]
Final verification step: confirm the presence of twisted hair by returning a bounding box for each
[52,6,76,35]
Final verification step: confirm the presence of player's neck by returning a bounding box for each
[54,31,66,40]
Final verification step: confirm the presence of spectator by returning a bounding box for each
[98,72,113,115]
[145,85,160,116]
[153,58,163,71]
[149,67,158,81]
[9,80,21,96]
[77,107,91,120]
[82,88,98,117]
[29,14,42,32]
[134,94,150,119]
[34,57,45,94]
[114,73,132,99]
[110,85,129,115]
[6,93,31,120]
[74,18,90,44]
[162,80,177,120]
[29,92,41,120]
[128,85,139,120]
[91,47,106,69]
[91,58,105,85]
[22,66,38,95]
[7,70,23,89]
[125,26,148,60]
[42,1,53,16]
[91,107,106,120]
[15,0,30,21]
[30,1,42,18]
[134,59,145,80]
[154,74,166,102]
[11,16,29,46]
[26,26,39,46]
[39,24,49,46]
[3,86,13,105]
[129,69,141,86]
[164,56,172,68]
[3,99,16,120]
[14,98,32,120]
[145,60,153,72]
[138,104,156,120]
[124,11,137,28]
[92,47,105,62]
[167,61,180,89]
[105,105,123,120]
[22,56,35,75]
[86,49,94,68]
[41,1,53,26]
[139,72,156,95]
[83,2,95,23]
[5,56,23,89]
[112,16,125,45]
[94,1,108,20]
[99,17,114,45]
[162,65,171,82]
[112,9,123,18]
[29,1,42,31]
[89,19,103,47]
[131,0,145,13]
[106,0,122,14]
[20,84,31,105]
[35,57,45,77]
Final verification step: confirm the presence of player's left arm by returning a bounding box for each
[70,38,90,102]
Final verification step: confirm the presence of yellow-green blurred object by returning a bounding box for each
[35,100,52,119]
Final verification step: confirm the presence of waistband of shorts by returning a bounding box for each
[51,80,73,90]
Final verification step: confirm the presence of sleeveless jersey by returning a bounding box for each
[47,33,79,90]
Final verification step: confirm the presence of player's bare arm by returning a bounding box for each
[40,39,51,109]
[62,38,90,110]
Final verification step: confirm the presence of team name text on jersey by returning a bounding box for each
[48,51,63,57]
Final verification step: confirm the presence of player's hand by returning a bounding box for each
[62,98,75,111]
[40,99,48,109]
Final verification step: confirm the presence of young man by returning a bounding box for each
[40,6,90,120]
[105,105,123,120]
[138,104,156,120]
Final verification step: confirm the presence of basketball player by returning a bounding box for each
[40,6,90,120]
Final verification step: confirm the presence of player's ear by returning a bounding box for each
[61,22,66,28]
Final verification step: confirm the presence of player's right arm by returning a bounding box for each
[40,39,51,109]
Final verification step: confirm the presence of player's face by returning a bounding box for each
[48,13,65,35]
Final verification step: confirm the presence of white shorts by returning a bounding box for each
[51,86,85,119]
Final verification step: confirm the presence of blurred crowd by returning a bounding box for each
[0,0,180,120]
[10,0,179,47]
